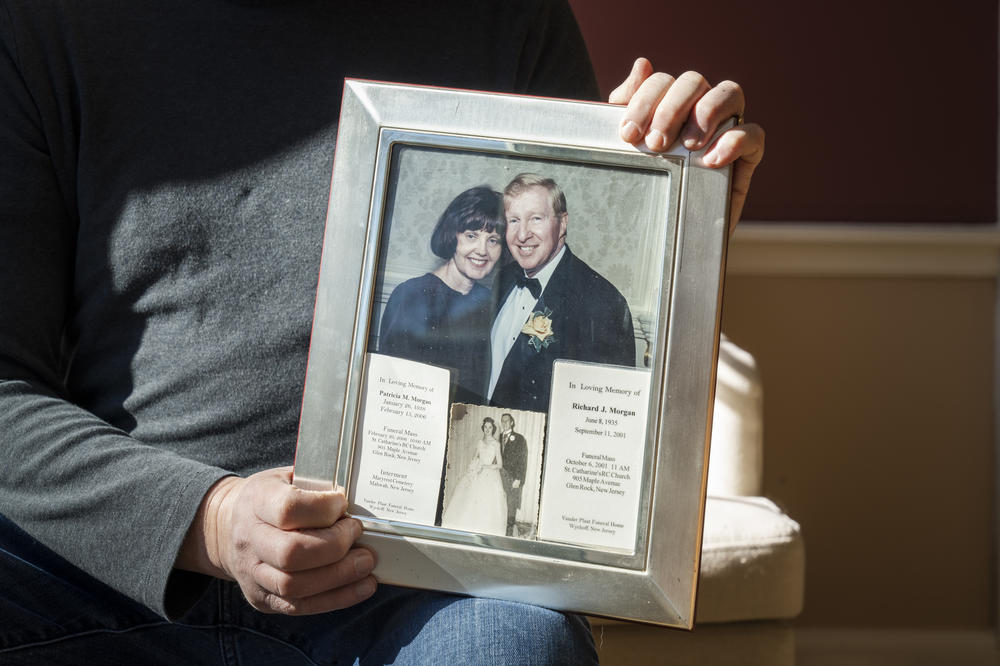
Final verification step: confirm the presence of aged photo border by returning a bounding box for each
[293,80,732,627]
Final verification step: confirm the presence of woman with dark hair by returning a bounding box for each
[440,416,507,535]
[379,186,506,402]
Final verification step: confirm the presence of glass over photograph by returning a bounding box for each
[294,80,732,626]
[348,140,673,551]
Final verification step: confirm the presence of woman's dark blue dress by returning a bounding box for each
[378,273,493,404]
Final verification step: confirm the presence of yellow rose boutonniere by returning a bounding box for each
[521,307,555,352]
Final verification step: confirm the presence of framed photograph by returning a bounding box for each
[293,80,732,628]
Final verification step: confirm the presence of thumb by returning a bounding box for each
[252,467,349,530]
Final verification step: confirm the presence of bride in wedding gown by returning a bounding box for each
[441,417,508,536]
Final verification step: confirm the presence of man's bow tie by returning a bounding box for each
[515,273,542,299]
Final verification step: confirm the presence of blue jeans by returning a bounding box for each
[0,516,597,664]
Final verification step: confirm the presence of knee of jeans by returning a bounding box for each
[437,597,597,665]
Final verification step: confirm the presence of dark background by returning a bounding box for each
[570,0,998,223]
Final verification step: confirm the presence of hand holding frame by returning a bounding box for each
[609,57,765,228]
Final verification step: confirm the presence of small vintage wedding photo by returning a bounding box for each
[439,403,546,539]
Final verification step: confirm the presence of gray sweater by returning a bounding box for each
[0,0,598,618]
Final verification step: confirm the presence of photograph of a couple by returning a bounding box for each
[439,405,544,538]
[365,143,671,537]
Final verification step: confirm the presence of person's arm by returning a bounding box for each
[586,280,636,368]
[511,438,527,488]
[0,10,243,618]
[175,468,376,615]
[0,8,374,621]
[609,57,765,227]
[377,284,416,360]
[614,296,637,368]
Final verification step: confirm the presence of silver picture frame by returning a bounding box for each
[293,80,731,627]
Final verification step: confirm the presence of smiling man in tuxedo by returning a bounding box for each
[488,173,635,413]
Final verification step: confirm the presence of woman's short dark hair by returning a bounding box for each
[430,186,506,260]
[482,416,497,436]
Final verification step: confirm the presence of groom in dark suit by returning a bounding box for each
[488,173,635,413]
[498,413,527,536]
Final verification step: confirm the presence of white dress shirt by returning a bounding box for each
[488,245,567,399]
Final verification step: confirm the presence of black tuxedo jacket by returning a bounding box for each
[490,247,635,412]
[500,429,528,487]
[500,428,528,516]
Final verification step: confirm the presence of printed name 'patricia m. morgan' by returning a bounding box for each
[349,353,450,526]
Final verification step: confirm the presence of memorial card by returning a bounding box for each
[537,360,651,550]
[349,353,450,525]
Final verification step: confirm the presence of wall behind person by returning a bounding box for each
[570,0,997,224]
[721,272,995,628]
[570,0,999,629]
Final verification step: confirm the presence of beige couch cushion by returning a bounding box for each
[590,495,803,628]
[709,337,765,496]
[696,495,805,623]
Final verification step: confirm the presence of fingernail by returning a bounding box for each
[354,551,374,575]
[620,119,641,144]
[682,129,703,150]
[355,576,377,601]
[645,129,667,152]
[703,149,720,167]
